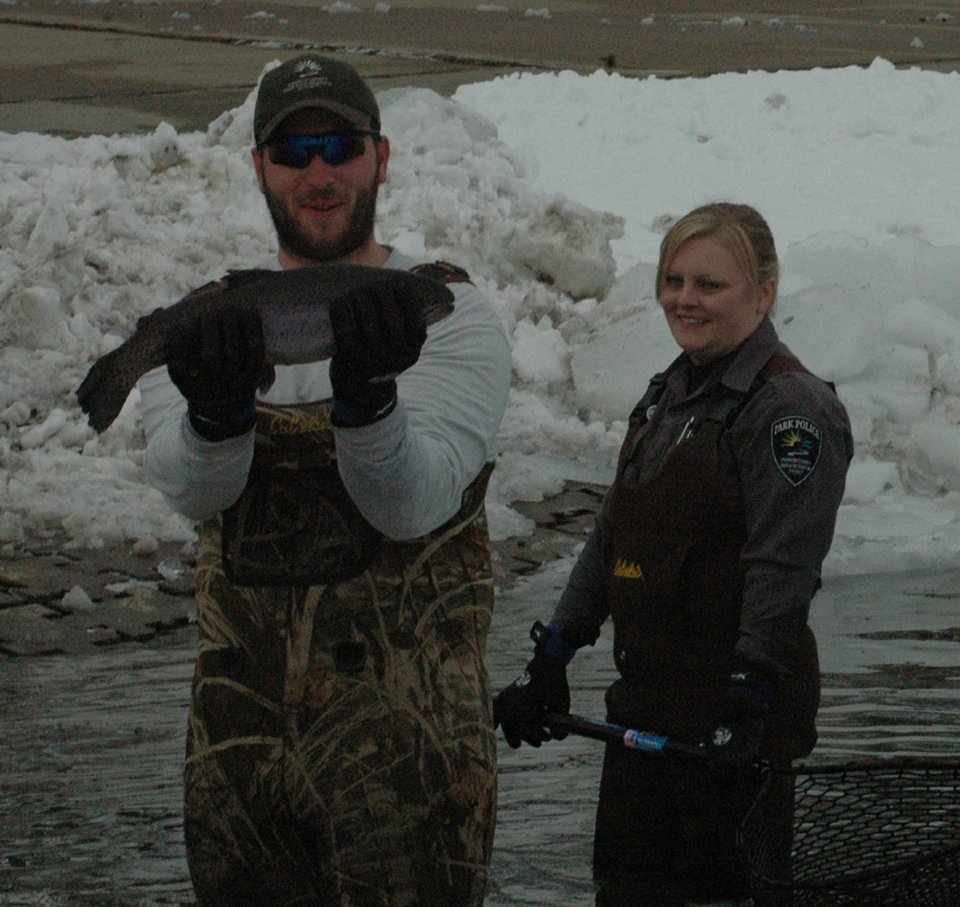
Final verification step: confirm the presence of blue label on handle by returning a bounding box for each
[623,729,668,753]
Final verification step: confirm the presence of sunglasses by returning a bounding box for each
[265,130,379,169]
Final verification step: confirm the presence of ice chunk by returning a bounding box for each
[910,418,960,488]
[884,296,960,356]
[782,232,906,309]
[842,458,901,503]
[774,285,875,382]
[511,317,570,385]
[571,310,674,421]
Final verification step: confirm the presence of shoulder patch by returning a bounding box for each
[770,416,822,486]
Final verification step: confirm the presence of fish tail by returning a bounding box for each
[75,346,137,433]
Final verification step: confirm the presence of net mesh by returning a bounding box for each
[739,759,960,906]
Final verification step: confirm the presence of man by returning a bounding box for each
[139,55,511,906]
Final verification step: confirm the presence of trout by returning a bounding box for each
[76,263,456,433]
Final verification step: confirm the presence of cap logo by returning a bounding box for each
[294,59,324,77]
[284,59,334,94]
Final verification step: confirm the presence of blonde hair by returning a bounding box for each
[656,203,779,298]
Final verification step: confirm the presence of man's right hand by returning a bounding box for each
[494,646,571,749]
[167,307,265,441]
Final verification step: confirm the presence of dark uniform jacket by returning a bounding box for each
[552,318,853,751]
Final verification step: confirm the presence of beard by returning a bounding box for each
[262,170,379,263]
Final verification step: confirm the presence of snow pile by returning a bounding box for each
[2,59,960,577]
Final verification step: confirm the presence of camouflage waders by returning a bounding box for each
[183,399,497,907]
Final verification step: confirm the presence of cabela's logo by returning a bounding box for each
[613,559,644,580]
[770,416,822,486]
[260,404,333,435]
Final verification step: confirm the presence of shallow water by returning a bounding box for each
[1,563,958,906]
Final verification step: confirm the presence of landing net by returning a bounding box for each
[739,759,960,906]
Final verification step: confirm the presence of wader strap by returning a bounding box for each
[627,353,686,422]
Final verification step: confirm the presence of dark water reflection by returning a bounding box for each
[1,563,957,905]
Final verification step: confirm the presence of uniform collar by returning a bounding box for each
[663,317,783,401]
[719,317,783,394]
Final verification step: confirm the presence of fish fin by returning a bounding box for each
[258,363,276,394]
[224,268,276,287]
[134,307,166,331]
[408,261,472,285]
[75,346,131,433]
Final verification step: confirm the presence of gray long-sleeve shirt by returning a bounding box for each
[139,249,512,540]
[553,317,853,677]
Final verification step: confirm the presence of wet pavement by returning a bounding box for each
[0,538,197,658]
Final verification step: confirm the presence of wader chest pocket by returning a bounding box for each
[220,403,382,587]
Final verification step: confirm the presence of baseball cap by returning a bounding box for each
[254,55,381,145]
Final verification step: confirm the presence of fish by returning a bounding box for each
[75,263,456,433]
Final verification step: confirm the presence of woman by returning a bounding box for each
[494,203,853,904]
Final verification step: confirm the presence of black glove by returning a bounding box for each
[167,307,264,442]
[493,621,578,749]
[710,663,777,764]
[329,281,427,427]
